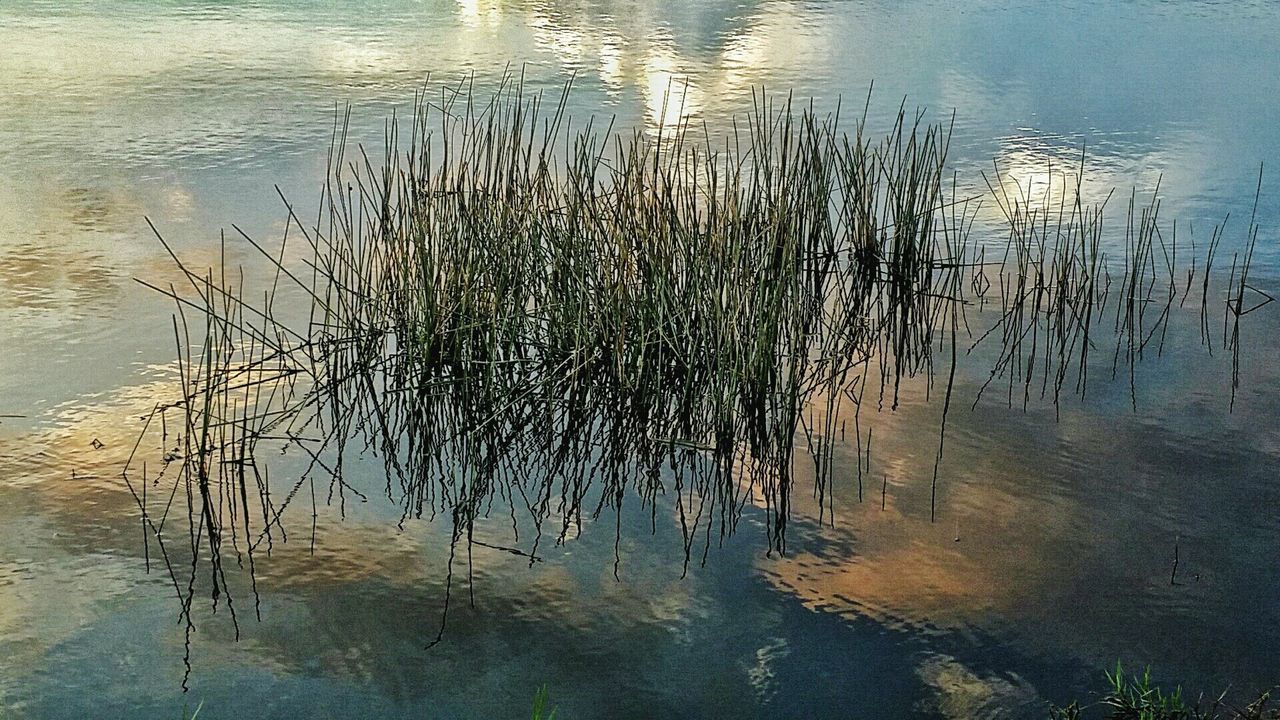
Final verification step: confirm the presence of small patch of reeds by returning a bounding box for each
[1050,663,1278,720]
[126,74,1270,670]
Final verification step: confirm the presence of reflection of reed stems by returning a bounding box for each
[123,75,1268,678]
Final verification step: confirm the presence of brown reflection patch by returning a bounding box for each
[0,354,567,589]
[748,304,1280,699]
[0,374,184,675]
[751,363,1103,634]
[758,478,1044,634]
[62,186,118,231]
[0,179,150,321]
[0,238,119,314]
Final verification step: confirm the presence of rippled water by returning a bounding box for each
[2,1,1279,718]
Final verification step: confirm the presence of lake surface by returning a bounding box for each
[2,1,1279,718]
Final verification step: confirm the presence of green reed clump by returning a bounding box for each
[128,75,1269,672]
[1050,663,1278,720]
[531,685,558,720]
[172,75,964,562]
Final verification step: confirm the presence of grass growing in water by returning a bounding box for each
[125,75,1271,675]
[531,685,558,720]
[1050,664,1278,720]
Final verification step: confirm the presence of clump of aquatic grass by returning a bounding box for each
[127,74,1269,674]
[531,685,558,720]
[1049,663,1278,720]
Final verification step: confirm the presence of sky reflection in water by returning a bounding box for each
[1,1,1279,718]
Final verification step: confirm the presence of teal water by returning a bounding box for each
[1,2,1279,718]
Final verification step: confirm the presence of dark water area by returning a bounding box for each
[2,2,1279,718]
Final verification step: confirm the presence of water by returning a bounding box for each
[2,1,1279,717]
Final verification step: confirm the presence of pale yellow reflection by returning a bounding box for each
[597,34,625,91]
[717,3,829,94]
[456,0,505,29]
[0,0,841,145]
[508,0,829,133]
[642,46,702,131]
[318,37,398,76]
[987,144,1114,214]
[996,158,1076,210]
[980,131,1206,226]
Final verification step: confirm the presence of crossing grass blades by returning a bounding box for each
[122,75,1272,680]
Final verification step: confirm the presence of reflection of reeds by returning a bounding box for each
[1225,166,1275,410]
[127,76,1267,666]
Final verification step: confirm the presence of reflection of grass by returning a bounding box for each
[1051,663,1278,720]
[135,75,1274,708]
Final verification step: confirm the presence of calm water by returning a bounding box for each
[2,1,1279,718]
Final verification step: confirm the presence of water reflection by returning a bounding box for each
[2,0,1280,718]
[915,653,1040,720]
[983,130,1209,212]
[457,0,504,29]
[0,386,917,717]
[0,239,118,316]
[500,0,838,132]
[3,294,1279,716]
[642,49,701,130]
[757,308,1280,697]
